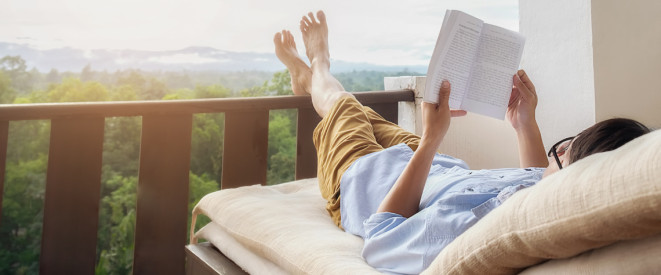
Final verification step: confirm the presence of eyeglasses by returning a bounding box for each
[547,136,575,170]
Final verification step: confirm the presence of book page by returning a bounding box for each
[462,24,525,119]
[424,11,483,108]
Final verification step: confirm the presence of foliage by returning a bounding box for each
[267,110,297,185]
[0,56,33,95]
[47,77,109,102]
[95,175,138,274]
[190,113,225,181]
[0,54,415,273]
[0,70,16,104]
[188,173,218,236]
[0,155,48,275]
[334,69,418,91]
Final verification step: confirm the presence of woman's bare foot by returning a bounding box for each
[300,11,330,68]
[273,30,312,95]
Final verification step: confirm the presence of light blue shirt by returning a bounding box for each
[340,144,544,275]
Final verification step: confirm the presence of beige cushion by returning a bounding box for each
[520,233,661,274]
[422,130,661,275]
[191,178,381,275]
[195,222,288,275]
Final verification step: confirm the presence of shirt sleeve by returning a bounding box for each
[362,212,428,274]
[363,212,406,239]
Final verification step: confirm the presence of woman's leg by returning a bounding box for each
[275,11,383,228]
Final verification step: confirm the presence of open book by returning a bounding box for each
[424,10,525,120]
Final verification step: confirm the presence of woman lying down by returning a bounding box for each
[273,10,651,274]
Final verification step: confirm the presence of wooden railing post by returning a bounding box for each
[40,117,105,274]
[133,114,193,275]
[0,120,8,226]
[295,108,321,180]
[221,110,269,188]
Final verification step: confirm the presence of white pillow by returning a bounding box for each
[191,178,381,275]
[423,130,661,275]
[520,233,661,274]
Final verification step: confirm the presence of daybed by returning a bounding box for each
[188,129,661,274]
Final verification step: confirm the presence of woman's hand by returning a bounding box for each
[421,80,466,148]
[507,70,538,131]
[507,70,548,168]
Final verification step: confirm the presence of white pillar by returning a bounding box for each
[519,0,596,146]
[384,76,425,135]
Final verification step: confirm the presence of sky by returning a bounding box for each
[0,0,518,66]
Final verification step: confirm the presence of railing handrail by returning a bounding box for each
[0,90,414,121]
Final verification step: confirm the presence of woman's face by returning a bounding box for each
[542,139,573,178]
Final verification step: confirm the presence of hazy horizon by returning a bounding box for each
[1,0,518,68]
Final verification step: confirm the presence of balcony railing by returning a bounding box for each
[0,90,414,274]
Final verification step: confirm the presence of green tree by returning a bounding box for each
[267,70,294,96]
[194,84,231,99]
[96,175,138,275]
[190,113,225,181]
[110,85,138,101]
[0,155,48,275]
[188,173,218,238]
[0,55,31,94]
[47,77,109,102]
[46,69,60,84]
[81,64,94,82]
[0,70,15,104]
[267,110,296,185]
[115,70,170,100]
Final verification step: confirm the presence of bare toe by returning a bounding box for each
[308,12,317,23]
[285,31,295,47]
[273,32,282,45]
[317,10,326,25]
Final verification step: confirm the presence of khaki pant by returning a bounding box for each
[313,96,420,228]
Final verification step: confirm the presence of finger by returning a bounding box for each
[421,101,437,111]
[438,80,451,108]
[450,110,467,117]
[513,73,533,101]
[422,101,434,107]
[517,70,536,94]
[508,86,520,107]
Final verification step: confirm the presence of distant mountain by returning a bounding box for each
[0,42,425,73]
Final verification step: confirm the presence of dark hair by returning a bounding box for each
[569,118,650,164]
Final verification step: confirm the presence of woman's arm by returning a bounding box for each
[376,81,466,217]
[507,70,548,168]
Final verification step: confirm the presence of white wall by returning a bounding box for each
[519,0,596,146]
